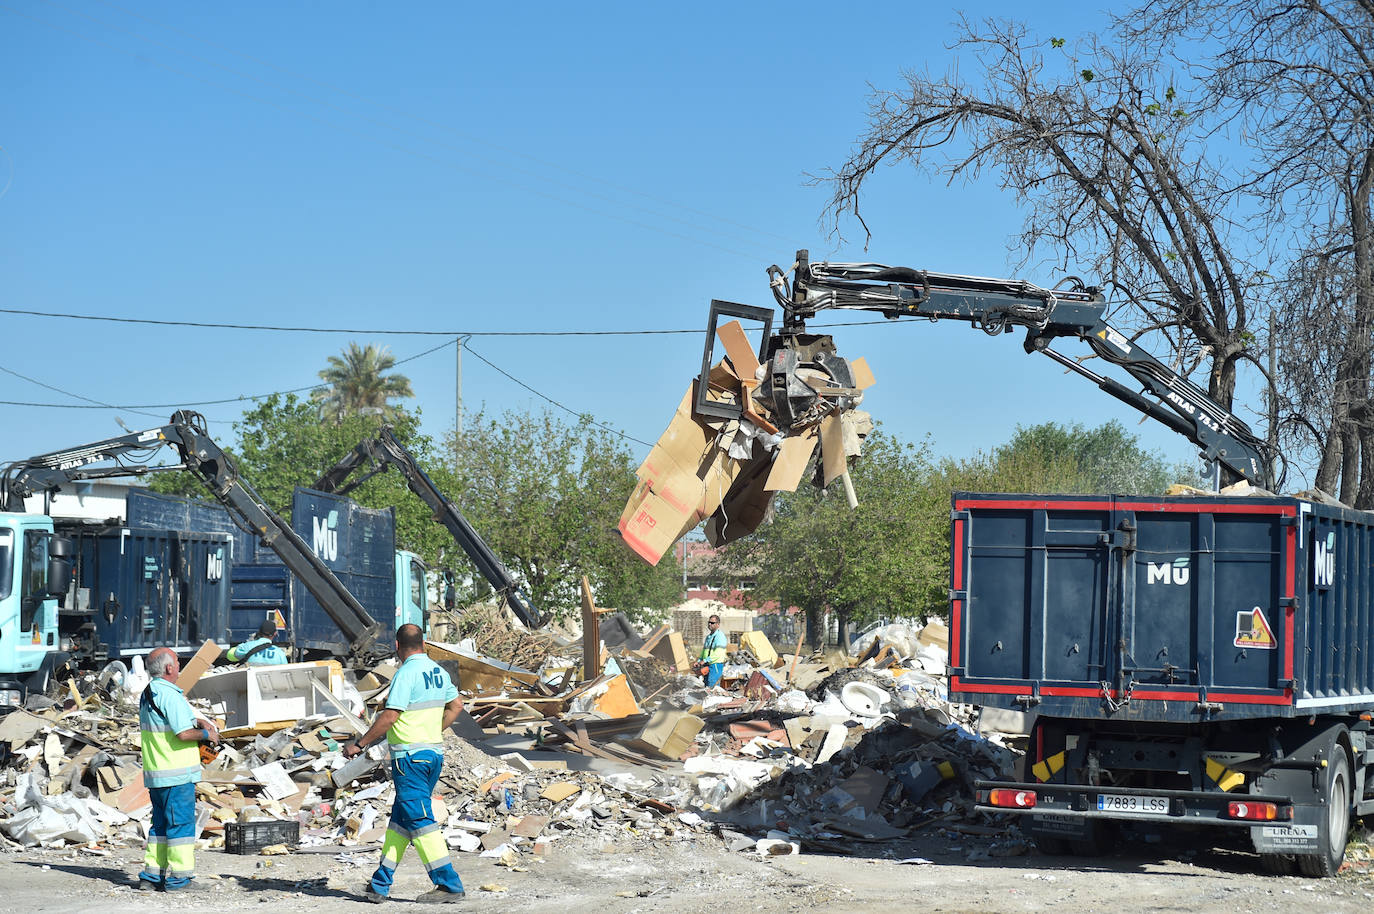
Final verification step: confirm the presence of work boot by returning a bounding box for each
[416,888,466,903]
[363,886,389,904]
[164,880,209,893]
[134,878,160,892]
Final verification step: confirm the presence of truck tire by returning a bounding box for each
[1031,832,1069,856]
[1259,853,1296,875]
[1068,819,1117,858]
[1297,748,1351,877]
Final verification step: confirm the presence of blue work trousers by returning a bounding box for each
[705,662,724,687]
[141,782,196,890]
[369,751,463,897]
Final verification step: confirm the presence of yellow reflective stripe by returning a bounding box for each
[1032,751,1065,783]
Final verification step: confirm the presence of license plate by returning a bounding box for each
[1096,793,1168,815]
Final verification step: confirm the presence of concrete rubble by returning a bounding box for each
[0,617,1034,867]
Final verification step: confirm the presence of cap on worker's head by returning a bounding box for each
[256,619,277,639]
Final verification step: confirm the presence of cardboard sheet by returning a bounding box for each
[765,433,818,492]
[716,320,761,378]
[820,413,847,486]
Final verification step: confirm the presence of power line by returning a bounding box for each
[0,338,456,412]
[462,342,654,448]
[0,305,902,335]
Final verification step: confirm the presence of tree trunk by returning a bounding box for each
[1341,425,1360,505]
[1358,426,1374,510]
[1348,154,1374,507]
[805,605,824,651]
[1208,351,1239,411]
[1315,411,1346,495]
[836,611,852,652]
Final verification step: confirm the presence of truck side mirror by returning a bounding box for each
[46,535,75,599]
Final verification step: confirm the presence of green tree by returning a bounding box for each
[312,342,415,424]
[719,431,941,649]
[906,420,1202,624]
[446,408,682,623]
[988,421,1201,494]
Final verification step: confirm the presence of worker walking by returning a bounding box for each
[227,619,289,665]
[136,647,219,892]
[699,614,727,688]
[344,624,466,903]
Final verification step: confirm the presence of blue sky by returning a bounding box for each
[2,1,1235,478]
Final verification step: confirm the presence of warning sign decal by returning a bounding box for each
[272,609,288,632]
[1234,606,1276,649]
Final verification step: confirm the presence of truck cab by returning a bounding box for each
[0,513,74,707]
[395,549,427,631]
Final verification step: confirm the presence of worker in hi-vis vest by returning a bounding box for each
[227,618,289,665]
[344,624,466,903]
[699,614,727,687]
[136,647,219,892]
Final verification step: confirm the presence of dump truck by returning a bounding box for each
[677,250,1365,875]
[125,488,427,657]
[0,411,387,705]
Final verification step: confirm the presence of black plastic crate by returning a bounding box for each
[224,819,300,855]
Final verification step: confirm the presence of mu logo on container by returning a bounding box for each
[1146,557,1191,586]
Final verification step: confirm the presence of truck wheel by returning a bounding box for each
[1031,833,1069,856]
[1259,853,1296,875]
[1068,820,1117,858]
[1297,748,1351,877]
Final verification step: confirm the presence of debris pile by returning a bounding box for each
[0,614,1028,866]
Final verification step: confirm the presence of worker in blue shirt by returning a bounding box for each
[345,624,465,903]
[699,614,728,687]
[136,647,219,892]
[227,619,289,665]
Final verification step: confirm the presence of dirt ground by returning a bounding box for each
[4,827,1374,914]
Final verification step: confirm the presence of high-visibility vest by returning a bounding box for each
[385,654,457,758]
[700,629,727,664]
[139,679,201,787]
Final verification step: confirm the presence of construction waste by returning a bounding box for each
[0,618,1032,866]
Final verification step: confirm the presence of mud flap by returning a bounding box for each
[1028,812,1094,842]
[1248,728,1335,857]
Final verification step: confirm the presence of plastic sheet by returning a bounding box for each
[1,774,129,846]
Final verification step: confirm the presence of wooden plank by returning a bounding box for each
[580,576,600,681]
[639,624,671,654]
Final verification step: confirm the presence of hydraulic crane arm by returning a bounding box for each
[313,427,544,629]
[0,411,384,658]
[760,250,1277,490]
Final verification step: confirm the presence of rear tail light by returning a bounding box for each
[1226,801,1288,821]
[987,788,1037,809]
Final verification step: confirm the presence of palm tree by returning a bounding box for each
[313,343,415,423]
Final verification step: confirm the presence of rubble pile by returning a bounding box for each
[0,616,1030,865]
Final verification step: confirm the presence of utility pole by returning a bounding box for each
[455,335,465,440]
